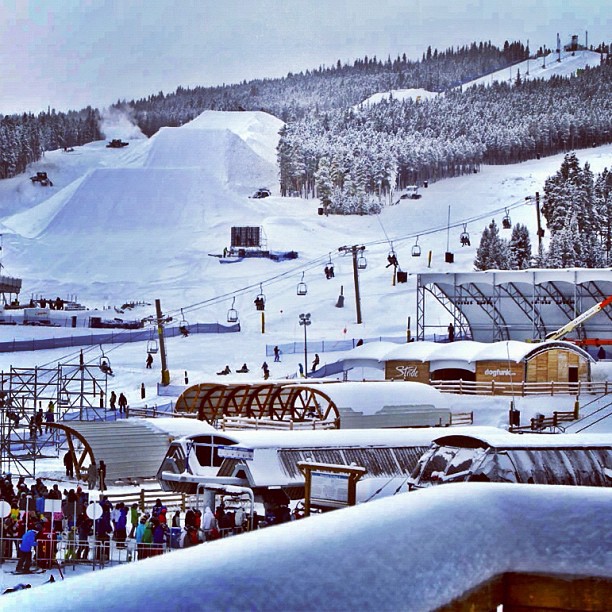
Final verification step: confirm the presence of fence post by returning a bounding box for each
[550,381,554,396]
[139,489,145,511]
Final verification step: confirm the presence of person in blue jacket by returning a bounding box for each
[16,526,39,573]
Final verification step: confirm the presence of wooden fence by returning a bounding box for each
[431,379,610,396]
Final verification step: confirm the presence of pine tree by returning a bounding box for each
[508,223,532,269]
[474,219,510,270]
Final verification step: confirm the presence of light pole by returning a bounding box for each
[299,313,311,378]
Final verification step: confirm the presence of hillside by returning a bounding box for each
[1,110,611,343]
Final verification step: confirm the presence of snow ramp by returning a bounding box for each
[142,127,278,194]
[40,167,249,235]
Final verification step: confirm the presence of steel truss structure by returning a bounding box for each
[417,269,612,343]
[0,362,108,477]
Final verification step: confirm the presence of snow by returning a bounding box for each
[0,108,611,605]
[7,484,612,610]
[357,87,438,107]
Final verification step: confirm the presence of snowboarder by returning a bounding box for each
[146,353,154,368]
[217,365,231,375]
[109,391,117,410]
[118,392,128,414]
[448,322,455,342]
[273,346,280,362]
[311,354,320,372]
[237,363,249,373]
[261,362,270,380]
[100,359,113,375]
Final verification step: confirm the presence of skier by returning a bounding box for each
[16,526,39,573]
[109,391,117,410]
[261,362,270,380]
[311,354,320,372]
[146,353,154,368]
[273,346,280,362]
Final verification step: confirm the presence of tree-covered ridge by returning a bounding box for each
[282,63,612,202]
[0,107,101,179]
[127,41,528,133]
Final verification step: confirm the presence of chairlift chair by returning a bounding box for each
[502,209,512,229]
[99,346,112,375]
[460,224,471,247]
[254,284,266,311]
[357,249,367,270]
[411,236,422,257]
[227,297,239,323]
[147,339,159,354]
[297,272,308,296]
[179,309,190,336]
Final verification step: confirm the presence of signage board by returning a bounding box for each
[217,445,254,461]
[311,471,349,505]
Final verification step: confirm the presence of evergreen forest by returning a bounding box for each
[1,39,611,260]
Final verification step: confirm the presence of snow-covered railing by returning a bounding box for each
[218,415,336,431]
[431,379,610,396]
[266,335,406,357]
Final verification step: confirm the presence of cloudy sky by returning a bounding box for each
[1,0,610,115]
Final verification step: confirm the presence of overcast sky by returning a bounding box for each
[1,0,610,115]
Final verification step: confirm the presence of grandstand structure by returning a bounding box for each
[416,269,612,343]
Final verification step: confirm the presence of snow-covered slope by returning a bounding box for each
[355,50,603,108]
[463,49,603,89]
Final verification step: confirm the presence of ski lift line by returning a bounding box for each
[167,253,336,318]
[362,195,533,251]
[169,196,532,320]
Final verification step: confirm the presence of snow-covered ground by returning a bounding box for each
[0,102,611,605]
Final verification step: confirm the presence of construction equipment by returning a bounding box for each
[545,295,612,341]
[30,171,53,186]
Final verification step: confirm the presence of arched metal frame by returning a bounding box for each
[45,423,94,481]
[174,382,340,428]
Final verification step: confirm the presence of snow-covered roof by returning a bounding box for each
[340,339,592,366]
[433,427,612,449]
[301,381,450,413]
[185,425,444,450]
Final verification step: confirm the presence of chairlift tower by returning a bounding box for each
[338,245,366,324]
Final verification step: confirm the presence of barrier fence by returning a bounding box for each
[0,323,240,353]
